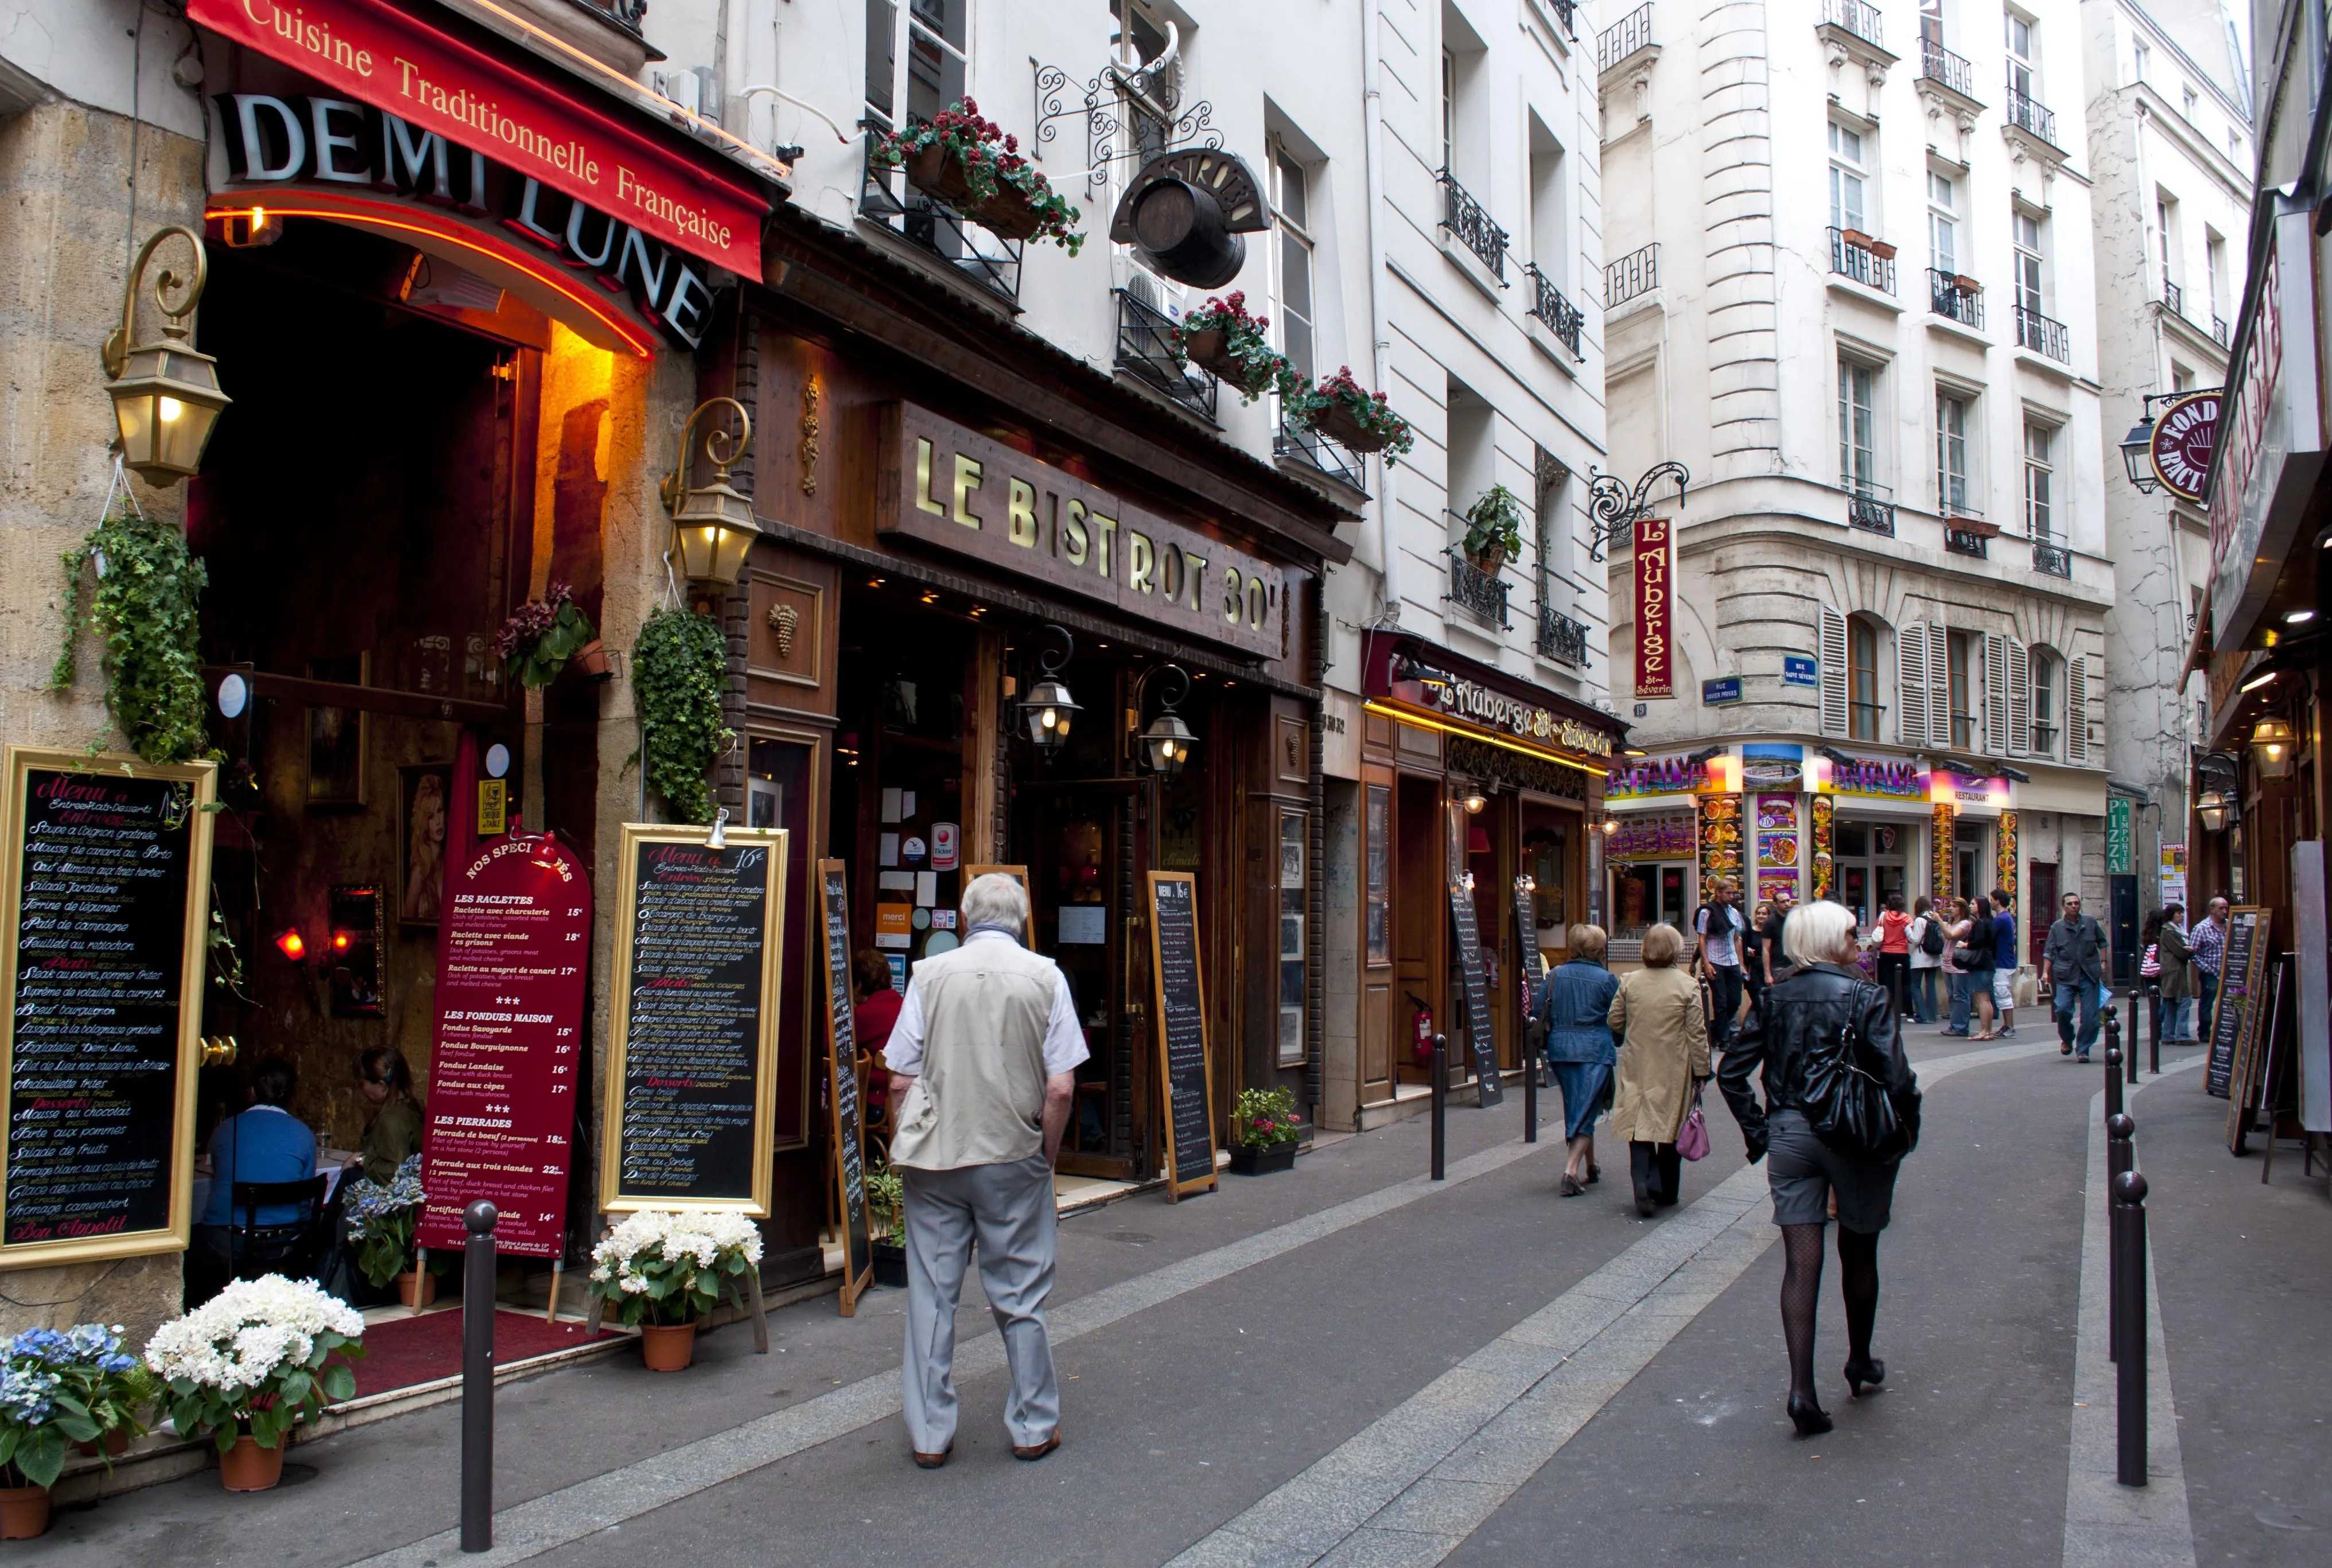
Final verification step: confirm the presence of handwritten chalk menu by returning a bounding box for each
[415,834,591,1258]
[1146,873,1217,1199]
[600,825,788,1215]
[1449,882,1502,1107]
[0,750,213,1266]
[816,861,872,1314]
[2206,906,2267,1102]
[1515,884,1547,1025]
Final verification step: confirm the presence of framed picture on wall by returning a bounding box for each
[397,763,453,928]
[305,653,369,807]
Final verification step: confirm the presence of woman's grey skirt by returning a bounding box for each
[1766,1107,1902,1231]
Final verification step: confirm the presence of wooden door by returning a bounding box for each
[1394,773,1445,1085]
[1361,767,1395,1103]
[2028,861,2058,969]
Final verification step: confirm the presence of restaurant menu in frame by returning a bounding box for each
[0,750,215,1265]
[1147,872,1218,1199]
[600,825,788,1215]
[816,860,873,1314]
[415,832,592,1258]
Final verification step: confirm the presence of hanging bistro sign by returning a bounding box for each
[1634,516,1673,699]
[2147,391,2221,503]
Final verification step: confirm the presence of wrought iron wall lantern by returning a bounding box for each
[1585,460,1689,562]
[103,225,230,485]
[1134,662,1198,777]
[661,397,760,583]
[1019,624,1083,756]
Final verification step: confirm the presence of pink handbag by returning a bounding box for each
[1676,1088,1711,1162]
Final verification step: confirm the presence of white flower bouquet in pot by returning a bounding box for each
[143,1275,364,1491]
[588,1211,763,1372]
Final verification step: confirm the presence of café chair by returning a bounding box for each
[227,1174,331,1282]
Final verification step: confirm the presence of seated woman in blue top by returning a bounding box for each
[1538,923,1620,1197]
[188,1056,318,1306]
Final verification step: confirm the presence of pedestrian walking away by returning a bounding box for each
[883,873,1086,1469]
[2040,891,2108,1063]
[1693,878,1751,1053]
[1607,923,1711,1217]
[1717,899,1922,1438]
[1743,898,1773,1033]
[2155,902,2198,1042]
[1907,895,1942,1025]
[1538,924,1619,1196]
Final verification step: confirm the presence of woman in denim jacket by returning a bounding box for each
[1538,923,1620,1196]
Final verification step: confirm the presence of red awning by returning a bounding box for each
[191,0,768,276]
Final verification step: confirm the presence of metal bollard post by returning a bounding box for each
[2125,1002,2140,1085]
[2102,1007,2124,1120]
[2112,1170,2150,1488]
[1429,1035,1447,1181]
[461,1200,498,1553]
[2147,983,2160,1075]
[2105,1113,2135,1363]
[1523,1035,1538,1144]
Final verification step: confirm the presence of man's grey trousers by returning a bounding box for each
[900,1152,1060,1452]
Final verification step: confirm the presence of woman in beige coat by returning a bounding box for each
[1607,923,1712,1217]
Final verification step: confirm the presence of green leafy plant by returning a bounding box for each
[143,1278,364,1453]
[869,99,1086,254]
[865,1163,905,1242]
[631,605,734,826]
[1,1325,155,1488]
[1173,292,1293,403]
[1284,366,1416,465]
[343,1155,425,1290]
[1234,1085,1303,1149]
[496,579,597,688]
[588,1211,764,1328]
[1460,484,1526,566]
[51,503,217,765]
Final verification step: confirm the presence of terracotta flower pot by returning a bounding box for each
[1466,541,1510,575]
[1867,239,1898,260]
[639,1321,697,1372]
[1317,401,1387,453]
[570,639,614,683]
[72,1426,132,1458]
[904,142,974,204]
[398,1269,437,1309]
[219,1435,286,1493]
[970,181,1043,241]
[0,1484,50,1540]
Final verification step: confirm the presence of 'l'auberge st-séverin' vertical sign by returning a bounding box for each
[1634,516,1673,699]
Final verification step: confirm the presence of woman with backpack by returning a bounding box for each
[1717,900,1922,1438]
[1907,896,1943,1025]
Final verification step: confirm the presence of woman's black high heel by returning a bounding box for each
[1845,1356,1886,1396]
[1787,1395,1834,1437]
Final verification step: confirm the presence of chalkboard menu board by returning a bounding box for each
[1146,873,1217,1199]
[1449,880,1502,1107]
[415,833,592,1258]
[815,860,872,1314]
[600,825,788,1215]
[2206,906,2268,1103]
[1515,881,1548,1025]
[0,750,214,1266]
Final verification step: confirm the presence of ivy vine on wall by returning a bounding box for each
[51,503,218,765]
[631,604,733,824]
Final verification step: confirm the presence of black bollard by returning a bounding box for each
[2147,983,2160,1075]
[2125,1005,2140,1085]
[2112,1170,2150,1488]
[2105,1113,2135,1363]
[1523,1034,1539,1144]
[461,1200,498,1553]
[2102,1007,2124,1120]
[1429,1034,1447,1181]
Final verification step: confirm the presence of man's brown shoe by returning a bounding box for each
[1011,1431,1060,1461]
[912,1442,953,1469]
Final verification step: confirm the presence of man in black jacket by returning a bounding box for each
[2040,892,2108,1063]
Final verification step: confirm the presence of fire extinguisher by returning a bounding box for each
[1408,993,1435,1064]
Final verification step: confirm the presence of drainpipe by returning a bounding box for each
[1362,0,1400,621]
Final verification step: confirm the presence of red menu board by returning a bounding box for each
[416,834,590,1257]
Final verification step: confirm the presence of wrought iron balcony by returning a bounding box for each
[1829,227,1896,294]
[2015,305,2071,363]
[2031,540,2073,578]
[2006,85,2059,150]
[1839,477,1895,536]
[1928,268,1984,328]
[858,138,1022,304]
[1538,0,1577,33]
[1944,523,1991,558]
[2163,278,2184,317]
[1275,415,1365,492]
[1821,0,1883,48]
[1918,41,1977,100]
[1606,242,1658,308]
[2213,314,2230,346]
[1447,549,1511,628]
[1538,605,1589,667]
[573,0,647,29]
[1113,290,1216,423]
[1598,2,1653,71]
[1439,169,1508,282]
[1526,264,1585,357]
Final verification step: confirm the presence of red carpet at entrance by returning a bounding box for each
[349,1309,624,1398]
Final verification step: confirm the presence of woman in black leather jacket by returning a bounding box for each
[1718,899,1922,1437]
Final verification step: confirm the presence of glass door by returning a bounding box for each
[1016,778,1141,1178]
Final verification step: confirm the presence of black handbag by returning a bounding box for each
[1801,981,1914,1161]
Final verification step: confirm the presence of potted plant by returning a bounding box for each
[1287,367,1416,463]
[496,579,605,688]
[1866,238,1898,260]
[1174,292,1289,403]
[588,1210,764,1372]
[865,1164,908,1289]
[1,1325,154,1538]
[1459,484,1526,574]
[344,1155,433,1308]
[1230,1087,1302,1175]
[144,1276,364,1492]
[630,604,736,826]
[869,99,1086,254]
[50,500,216,766]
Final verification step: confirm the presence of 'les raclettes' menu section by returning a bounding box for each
[417,836,590,1257]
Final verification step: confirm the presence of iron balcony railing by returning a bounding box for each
[2032,540,2073,578]
[1928,267,1984,328]
[1538,605,1589,667]
[1526,264,1585,357]
[2015,305,2071,363]
[1447,549,1511,628]
[1598,2,1653,71]
[858,135,1023,304]
[2030,723,2061,756]
[1113,290,1216,423]
[1839,476,1895,536]
[1439,168,1509,282]
[2213,314,2230,346]
[1944,524,1991,558]
[1918,41,1977,100]
[2163,278,2184,317]
[2006,84,2059,149]
[1829,227,1896,294]
[1821,0,1884,48]
[1275,414,1365,492]
[1606,242,1658,308]
[1539,0,1577,34]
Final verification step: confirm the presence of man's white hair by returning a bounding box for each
[1783,899,1860,968]
[961,871,1030,933]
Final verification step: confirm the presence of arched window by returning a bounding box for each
[2028,645,2063,757]
[1849,615,1884,740]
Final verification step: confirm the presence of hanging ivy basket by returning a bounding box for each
[630,605,734,826]
[51,501,217,765]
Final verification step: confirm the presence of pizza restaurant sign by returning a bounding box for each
[1428,679,1615,758]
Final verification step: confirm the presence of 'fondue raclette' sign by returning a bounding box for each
[879,403,1288,659]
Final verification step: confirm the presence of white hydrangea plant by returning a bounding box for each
[587,1210,763,1329]
[144,1276,364,1452]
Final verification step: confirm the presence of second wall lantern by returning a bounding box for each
[663,396,760,582]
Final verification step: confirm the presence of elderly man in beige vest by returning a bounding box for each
[883,873,1085,1469]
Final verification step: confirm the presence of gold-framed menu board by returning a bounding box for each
[0,748,216,1266]
[815,859,874,1315]
[599,824,788,1215]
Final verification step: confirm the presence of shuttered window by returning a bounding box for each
[2005,637,2031,758]
[1983,634,2010,755]
[1849,618,1882,740]
[1899,621,1929,745]
[1820,605,1850,737]
[1925,624,1950,748]
[2067,655,2090,762]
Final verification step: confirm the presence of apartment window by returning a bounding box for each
[2006,11,2038,99]
[2181,86,2198,119]
[2132,39,2149,85]
[1441,49,1457,173]
[2030,646,2061,755]
[1849,617,1883,741]
[1947,629,1975,750]
[2024,421,2055,538]
[1919,0,1944,47]
[1928,171,1958,274]
[1829,122,1868,232]
[2012,209,2045,313]
[864,0,968,133]
[1272,149,1316,382]
[1839,358,1878,491]
[2206,230,2226,313]
[2155,198,2172,285]
[1937,391,1971,513]
[2171,363,2194,393]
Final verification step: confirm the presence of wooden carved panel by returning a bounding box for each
[748,569,825,691]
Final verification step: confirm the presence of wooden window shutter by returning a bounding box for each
[2005,638,2030,758]
[2067,655,2091,762]
[1983,633,2010,755]
[1820,605,1849,737]
[1926,624,1952,748]
[1896,620,1928,745]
